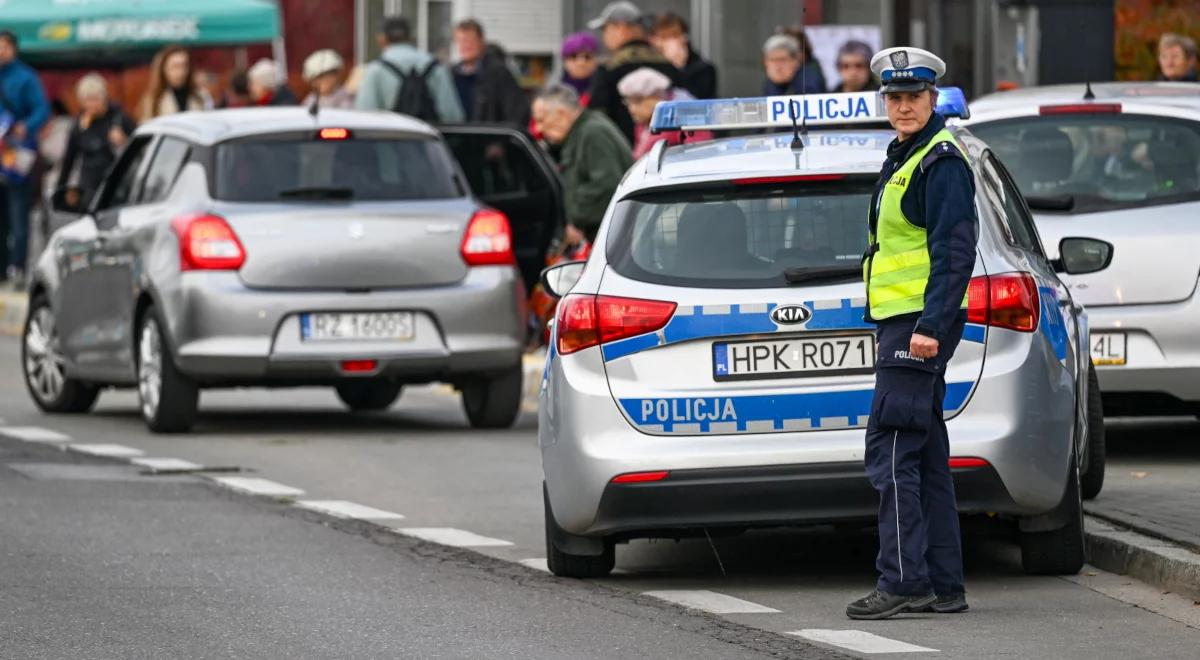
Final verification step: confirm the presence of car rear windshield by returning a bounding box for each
[213,136,463,202]
[970,114,1200,213]
[606,178,875,289]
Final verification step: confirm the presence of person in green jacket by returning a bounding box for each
[531,83,633,244]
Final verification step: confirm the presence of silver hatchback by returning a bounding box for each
[22,108,562,432]
[538,91,1112,579]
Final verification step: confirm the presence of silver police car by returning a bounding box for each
[538,90,1110,578]
[964,82,1200,419]
[22,108,563,432]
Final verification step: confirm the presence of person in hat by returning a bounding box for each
[584,1,682,144]
[617,67,712,159]
[847,46,977,621]
[302,49,353,109]
[559,32,600,106]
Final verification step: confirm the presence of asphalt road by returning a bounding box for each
[0,335,1197,658]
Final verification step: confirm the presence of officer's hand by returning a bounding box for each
[910,333,939,360]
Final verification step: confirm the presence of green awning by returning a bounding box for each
[4,0,280,56]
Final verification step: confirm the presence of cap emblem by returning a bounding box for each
[890,50,909,70]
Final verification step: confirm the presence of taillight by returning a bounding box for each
[948,457,990,469]
[318,127,351,140]
[966,272,1039,332]
[966,276,989,324]
[460,209,514,266]
[555,294,677,355]
[611,470,670,483]
[171,214,245,271]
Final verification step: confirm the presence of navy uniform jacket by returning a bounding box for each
[867,112,978,341]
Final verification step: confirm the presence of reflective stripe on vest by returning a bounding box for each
[864,128,969,320]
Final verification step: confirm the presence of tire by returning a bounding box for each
[335,380,403,411]
[544,490,615,578]
[1020,450,1087,576]
[22,296,99,414]
[1080,363,1106,500]
[460,365,523,429]
[136,307,199,433]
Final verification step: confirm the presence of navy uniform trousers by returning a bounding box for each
[865,313,966,597]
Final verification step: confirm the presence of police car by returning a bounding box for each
[537,90,1111,579]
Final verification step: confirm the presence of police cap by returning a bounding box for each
[871,47,946,94]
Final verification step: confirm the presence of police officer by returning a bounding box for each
[846,47,977,620]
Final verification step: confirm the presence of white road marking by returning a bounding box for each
[642,590,781,614]
[0,426,71,443]
[790,630,938,654]
[519,558,550,572]
[395,527,514,547]
[295,500,405,520]
[68,443,145,458]
[130,457,204,472]
[211,476,305,497]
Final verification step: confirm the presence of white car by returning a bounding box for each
[965,82,1200,419]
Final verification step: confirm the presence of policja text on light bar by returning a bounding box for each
[649,87,970,134]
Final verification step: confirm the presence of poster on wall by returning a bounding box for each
[806,25,882,92]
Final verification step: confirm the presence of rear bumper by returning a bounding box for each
[1088,296,1200,406]
[161,267,525,385]
[592,462,1014,537]
[541,326,1075,538]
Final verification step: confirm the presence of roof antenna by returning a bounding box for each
[789,100,804,151]
[308,95,320,118]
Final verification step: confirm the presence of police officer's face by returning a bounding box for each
[883,89,935,140]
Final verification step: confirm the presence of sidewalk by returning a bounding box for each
[1088,418,1200,552]
[1083,417,1200,600]
[0,289,26,337]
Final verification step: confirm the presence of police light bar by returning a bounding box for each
[649,87,970,134]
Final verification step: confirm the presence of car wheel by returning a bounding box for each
[137,307,198,434]
[22,296,99,413]
[460,365,523,429]
[1080,363,1106,500]
[1020,450,1087,576]
[544,489,614,578]
[336,380,403,411]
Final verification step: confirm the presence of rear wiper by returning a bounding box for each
[1024,194,1074,211]
[783,266,861,285]
[277,187,354,200]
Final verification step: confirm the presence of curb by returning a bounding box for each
[1085,515,1200,601]
[0,290,27,337]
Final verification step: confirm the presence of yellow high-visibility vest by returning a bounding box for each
[863,128,968,320]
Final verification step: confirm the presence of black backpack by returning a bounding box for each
[377,59,440,121]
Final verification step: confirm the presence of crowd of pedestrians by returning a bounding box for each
[3,2,1197,287]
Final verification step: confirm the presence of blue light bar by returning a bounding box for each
[934,87,970,120]
[649,87,971,133]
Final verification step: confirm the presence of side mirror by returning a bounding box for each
[540,261,585,299]
[1052,237,1113,275]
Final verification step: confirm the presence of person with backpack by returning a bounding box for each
[355,16,464,123]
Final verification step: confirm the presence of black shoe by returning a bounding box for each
[846,590,936,620]
[916,593,969,613]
